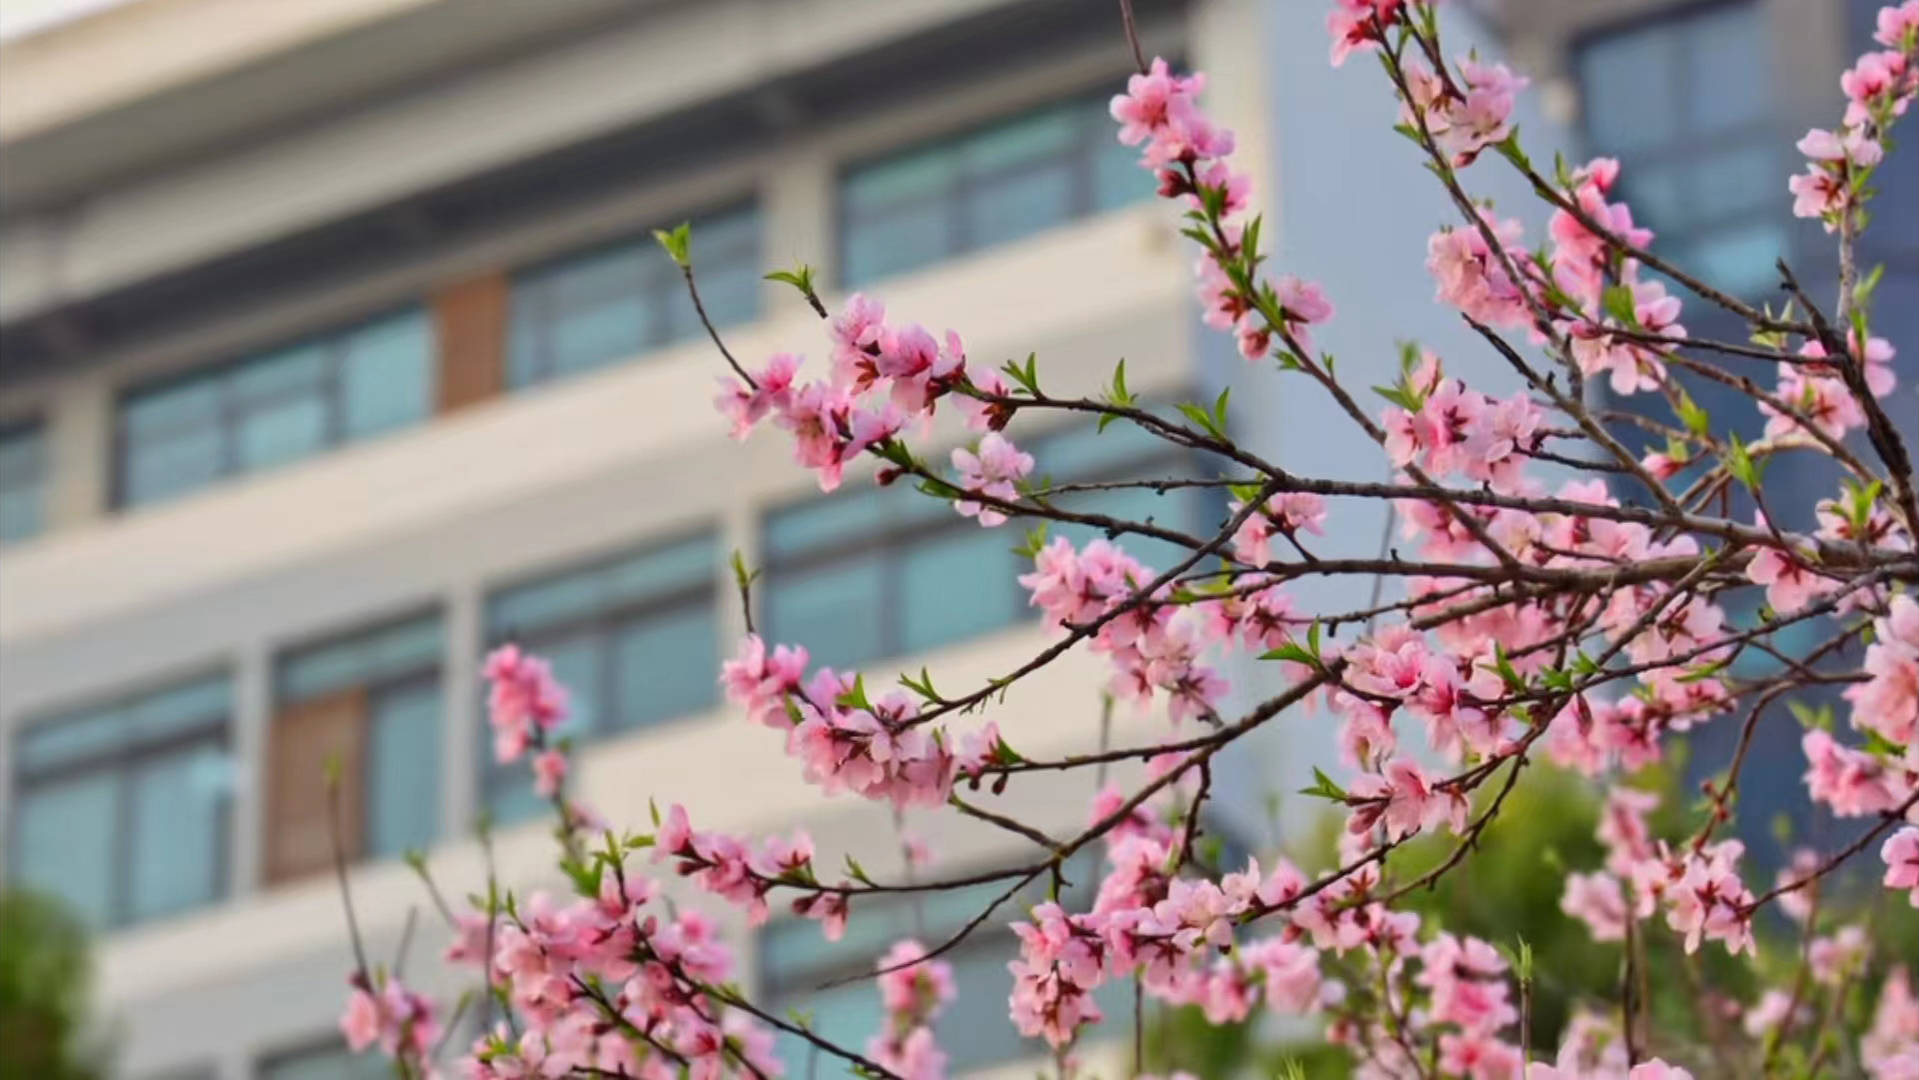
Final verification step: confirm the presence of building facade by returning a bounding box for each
[0,0,1905,1077]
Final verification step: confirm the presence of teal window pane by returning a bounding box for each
[0,423,46,544]
[11,773,118,928]
[16,707,128,771]
[123,426,223,505]
[551,296,649,376]
[489,569,605,638]
[610,605,720,730]
[1578,27,1679,153]
[1093,127,1150,210]
[1690,144,1778,217]
[839,93,1141,285]
[230,345,326,403]
[601,535,717,608]
[261,1046,392,1080]
[1689,221,1789,300]
[1688,5,1769,129]
[898,528,1022,654]
[764,484,896,561]
[509,207,759,390]
[842,201,952,285]
[130,676,231,741]
[773,980,882,1079]
[340,311,433,438]
[235,396,328,472]
[124,379,219,439]
[841,146,956,213]
[966,165,1075,250]
[764,560,885,672]
[367,683,441,858]
[127,743,228,922]
[961,106,1077,174]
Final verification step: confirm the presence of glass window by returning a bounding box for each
[1575,2,1780,298]
[0,420,47,544]
[762,416,1214,671]
[482,533,720,820]
[758,852,1121,1076]
[839,91,1152,286]
[258,1043,391,1080]
[275,613,444,865]
[116,308,435,508]
[507,204,760,390]
[8,673,232,929]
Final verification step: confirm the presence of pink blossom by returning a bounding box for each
[1846,593,1919,745]
[1886,828,1919,906]
[531,749,567,799]
[951,433,1034,526]
[714,353,799,440]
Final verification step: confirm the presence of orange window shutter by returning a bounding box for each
[266,687,368,885]
[432,271,509,413]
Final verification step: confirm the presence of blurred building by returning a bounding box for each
[0,0,1906,1078]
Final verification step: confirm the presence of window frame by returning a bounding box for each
[505,199,761,390]
[112,304,435,509]
[1570,0,1782,292]
[0,415,47,544]
[480,529,722,812]
[835,81,1151,287]
[7,671,233,929]
[760,419,1211,670]
[273,607,446,863]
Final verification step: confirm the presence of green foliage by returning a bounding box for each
[0,890,111,1080]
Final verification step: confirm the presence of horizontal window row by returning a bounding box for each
[0,85,1153,534]
[7,418,1210,930]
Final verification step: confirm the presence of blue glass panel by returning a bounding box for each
[764,559,886,671]
[898,526,1022,654]
[551,296,649,376]
[367,682,441,858]
[339,311,433,438]
[1577,26,1680,154]
[842,145,957,213]
[230,344,325,403]
[764,485,897,560]
[123,378,219,439]
[1687,5,1769,129]
[235,396,328,471]
[966,164,1075,250]
[123,426,222,506]
[11,773,117,928]
[1688,221,1789,301]
[0,424,45,543]
[127,742,227,921]
[261,1046,392,1080]
[610,605,719,729]
[962,106,1078,174]
[842,199,952,285]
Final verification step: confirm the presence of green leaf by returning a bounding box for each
[1013,523,1050,560]
[835,674,872,712]
[1601,283,1640,328]
[763,264,817,295]
[1723,432,1761,491]
[1674,389,1711,436]
[1299,766,1349,802]
[728,549,761,594]
[652,222,692,268]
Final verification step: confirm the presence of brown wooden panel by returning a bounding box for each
[432,271,508,413]
[265,687,367,885]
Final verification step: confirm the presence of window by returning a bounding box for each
[268,613,444,883]
[506,204,760,389]
[483,533,720,821]
[758,852,1122,1076]
[838,90,1152,286]
[258,1042,390,1080]
[8,673,232,929]
[116,308,435,508]
[1575,2,1784,297]
[762,419,1215,672]
[0,420,46,544]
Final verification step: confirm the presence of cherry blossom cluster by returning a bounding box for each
[1112,56,1335,364]
[1020,537,1233,724]
[483,644,568,765]
[720,633,1004,810]
[1791,2,1918,229]
[653,802,850,939]
[868,940,955,1080]
[341,972,439,1068]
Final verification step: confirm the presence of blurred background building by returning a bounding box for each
[0,0,1909,1077]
